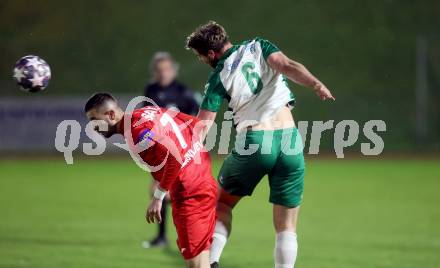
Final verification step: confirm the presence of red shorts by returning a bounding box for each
[170,177,217,260]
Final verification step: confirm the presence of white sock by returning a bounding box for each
[274,231,298,268]
[209,220,228,264]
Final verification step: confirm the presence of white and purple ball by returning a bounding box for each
[13,55,51,93]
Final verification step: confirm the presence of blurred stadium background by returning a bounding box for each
[0,1,439,268]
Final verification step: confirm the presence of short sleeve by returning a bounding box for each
[200,72,228,112]
[256,38,280,60]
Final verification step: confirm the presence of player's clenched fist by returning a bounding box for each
[146,198,163,224]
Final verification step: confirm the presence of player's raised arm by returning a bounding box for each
[267,51,335,101]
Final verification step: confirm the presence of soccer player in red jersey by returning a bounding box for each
[84,93,217,268]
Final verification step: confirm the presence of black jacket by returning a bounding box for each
[144,80,199,116]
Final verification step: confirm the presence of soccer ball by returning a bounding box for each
[13,55,51,93]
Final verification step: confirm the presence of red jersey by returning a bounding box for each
[123,106,217,260]
[123,106,213,197]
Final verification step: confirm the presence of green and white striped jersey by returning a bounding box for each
[201,37,295,131]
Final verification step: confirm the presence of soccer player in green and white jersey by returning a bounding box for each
[186,21,335,268]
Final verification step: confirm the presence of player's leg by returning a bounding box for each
[172,178,218,267]
[273,205,300,268]
[269,127,305,268]
[210,131,270,266]
[273,205,299,232]
[186,250,210,268]
[209,187,242,266]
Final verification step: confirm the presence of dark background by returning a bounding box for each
[1,0,439,151]
[0,2,439,268]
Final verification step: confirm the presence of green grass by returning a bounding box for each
[0,156,439,268]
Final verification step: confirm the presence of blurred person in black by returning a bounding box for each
[144,52,199,115]
[142,51,200,249]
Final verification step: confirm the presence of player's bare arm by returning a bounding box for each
[267,51,335,101]
[146,194,163,224]
[196,109,217,140]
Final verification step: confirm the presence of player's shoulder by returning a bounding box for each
[133,106,162,116]
[249,36,276,45]
[223,37,280,62]
[235,37,272,48]
[253,36,271,43]
[124,108,159,147]
[249,37,281,59]
[131,107,162,126]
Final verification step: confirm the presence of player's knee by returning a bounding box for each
[186,251,209,268]
[186,260,202,268]
[187,261,203,268]
[274,221,296,233]
[273,214,295,232]
[216,205,232,235]
[273,205,299,233]
[216,188,242,235]
[217,202,232,216]
[218,187,241,208]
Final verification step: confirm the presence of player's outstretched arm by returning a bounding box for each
[267,52,335,101]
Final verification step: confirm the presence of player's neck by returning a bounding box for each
[115,120,123,135]
[115,112,125,135]
[217,42,233,58]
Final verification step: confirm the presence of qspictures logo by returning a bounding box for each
[54,96,386,170]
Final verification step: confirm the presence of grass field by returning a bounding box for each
[0,156,439,268]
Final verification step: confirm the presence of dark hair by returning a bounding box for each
[84,93,116,113]
[185,21,229,55]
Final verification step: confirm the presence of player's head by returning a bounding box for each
[150,52,179,87]
[84,93,124,138]
[186,21,230,68]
